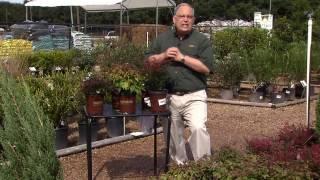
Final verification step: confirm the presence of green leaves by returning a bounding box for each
[108,64,145,96]
[0,70,62,180]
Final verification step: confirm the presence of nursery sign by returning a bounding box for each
[254,12,273,30]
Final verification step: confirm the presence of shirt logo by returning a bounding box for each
[188,44,195,48]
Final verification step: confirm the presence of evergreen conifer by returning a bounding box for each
[0,71,62,179]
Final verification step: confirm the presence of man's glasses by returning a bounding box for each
[176,15,194,20]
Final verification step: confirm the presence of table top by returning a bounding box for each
[84,104,170,118]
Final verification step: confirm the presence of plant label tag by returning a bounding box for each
[300,80,307,87]
[285,90,290,94]
[259,96,263,100]
[144,97,150,103]
[276,95,282,99]
[158,98,166,106]
[144,97,151,107]
[29,67,37,71]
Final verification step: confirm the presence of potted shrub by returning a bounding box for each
[244,48,276,102]
[144,69,169,112]
[108,63,145,114]
[82,72,109,116]
[24,71,85,149]
[215,52,243,100]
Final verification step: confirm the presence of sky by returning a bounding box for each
[0,0,24,4]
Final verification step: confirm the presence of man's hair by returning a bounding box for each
[174,3,194,16]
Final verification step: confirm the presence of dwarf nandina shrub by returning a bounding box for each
[247,124,319,165]
[311,144,320,166]
[247,137,273,154]
[277,124,315,147]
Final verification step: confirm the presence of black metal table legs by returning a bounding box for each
[86,118,92,180]
[165,116,171,172]
[86,114,171,180]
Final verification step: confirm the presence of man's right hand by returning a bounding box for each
[146,53,167,70]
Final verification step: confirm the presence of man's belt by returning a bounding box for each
[170,89,202,96]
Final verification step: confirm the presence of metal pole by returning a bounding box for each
[146,31,149,48]
[30,7,32,21]
[120,1,123,37]
[306,14,313,128]
[164,116,171,172]
[25,6,28,21]
[76,7,80,31]
[70,6,74,31]
[156,0,159,37]
[84,11,87,34]
[269,0,272,14]
[153,115,157,175]
[86,118,92,180]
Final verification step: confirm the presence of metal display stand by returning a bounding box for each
[84,105,171,180]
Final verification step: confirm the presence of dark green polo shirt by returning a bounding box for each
[145,28,214,92]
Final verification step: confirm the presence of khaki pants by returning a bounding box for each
[163,89,211,165]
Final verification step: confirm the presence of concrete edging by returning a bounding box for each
[56,127,163,157]
[207,95,318,108]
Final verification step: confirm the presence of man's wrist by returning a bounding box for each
[180,55,186,63]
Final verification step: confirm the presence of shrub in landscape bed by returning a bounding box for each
[163,147,317,179]
[0,70,62,179]
[247,124,320,172]
[26,49,80,74]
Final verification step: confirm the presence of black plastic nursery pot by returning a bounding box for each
[283,88,296,101]
[55,126,68,150]
[248,91,264,103]
[271,92,285,104]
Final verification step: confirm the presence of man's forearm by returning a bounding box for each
[182,55,210,75]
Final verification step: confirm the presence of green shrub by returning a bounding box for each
[94,39,147,69]
[24,71,86,127]
[108,63,145,96]
[215,52,243,88]
[213,28,270,60]
[26,49,80,73]
[243,47,276,83]
[0,70,62,179]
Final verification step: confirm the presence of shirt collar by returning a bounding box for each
[172,27,194,40]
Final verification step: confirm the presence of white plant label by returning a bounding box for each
[276,95,282,99]
[285,90,290,94]
[300,80,307,87]
[259,96,263,100]
[29,67,37,71]
[158,98,166,106]
[144,97,151,107]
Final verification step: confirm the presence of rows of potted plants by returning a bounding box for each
[212,27,316,103]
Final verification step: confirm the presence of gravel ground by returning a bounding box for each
[59,100,318,180]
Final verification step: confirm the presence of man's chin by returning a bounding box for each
[177,29,192,35]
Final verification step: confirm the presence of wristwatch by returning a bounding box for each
[180,55,185,63]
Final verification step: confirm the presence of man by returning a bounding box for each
[145,3,213,165]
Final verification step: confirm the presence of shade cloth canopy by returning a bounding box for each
[82,0,175,12]
[25,0,122,7]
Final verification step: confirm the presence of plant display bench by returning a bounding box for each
[84,105,171,180]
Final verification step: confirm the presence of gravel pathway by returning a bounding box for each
[60,100,318,179]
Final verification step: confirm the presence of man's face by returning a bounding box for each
[173,5,194,35]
